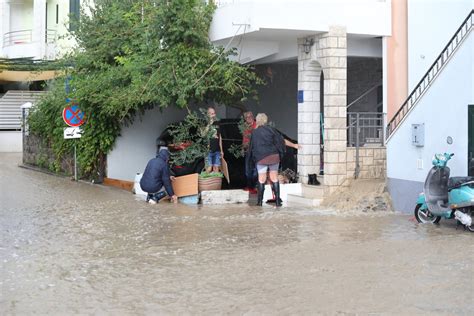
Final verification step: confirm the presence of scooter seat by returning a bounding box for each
[448,176,474,190]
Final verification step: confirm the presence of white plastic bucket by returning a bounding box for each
[133,173,147,196]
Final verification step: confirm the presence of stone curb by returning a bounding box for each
[18,163,109,190]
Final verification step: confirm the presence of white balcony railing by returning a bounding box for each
[46,29,57,44]
[3,30,33,47]
[3,29,58,47]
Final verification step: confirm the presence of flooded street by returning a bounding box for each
[1,153,473,314]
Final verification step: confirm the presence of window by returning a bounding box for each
[56,4,59,24]
[69,0,80,31]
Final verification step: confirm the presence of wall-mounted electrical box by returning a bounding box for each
[412,123,424,147]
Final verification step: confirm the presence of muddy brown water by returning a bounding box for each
[1,153,473,314]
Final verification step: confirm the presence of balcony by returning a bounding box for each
[209,0,390,64]
[3,30,33,47]
[2,29,57,60]
[210,0,391,42]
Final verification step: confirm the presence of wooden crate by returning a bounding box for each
[172,173,199,197]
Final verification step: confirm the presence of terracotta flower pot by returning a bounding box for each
[198,176,222,192]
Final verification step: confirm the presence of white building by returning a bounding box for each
[5,0,473,210]
[112,0,474,210]
[0,0,79,60]
[0,0,80,152]
[109,0,391,197]
[386,1,474,213]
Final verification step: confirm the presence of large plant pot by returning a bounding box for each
[198,176,222,192]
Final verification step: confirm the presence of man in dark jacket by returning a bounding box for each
[140,148,178,204]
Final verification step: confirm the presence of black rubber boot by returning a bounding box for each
[308,174,321,186]
[266,184,283,205]
[272,182,282,207]
[256,182,265,206]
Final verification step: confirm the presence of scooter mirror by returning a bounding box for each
[447,136,453,145]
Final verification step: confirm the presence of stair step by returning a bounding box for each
[0,115,21,118]
[287,194,322,207]
[301,183,325,199]
[0,90,46,130]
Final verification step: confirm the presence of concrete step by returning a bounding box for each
[287,194,322,207]
[201,189,249,204]
[301,183,325,199]
[262,183,302,202]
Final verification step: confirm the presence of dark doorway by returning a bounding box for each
[468,105,474,176]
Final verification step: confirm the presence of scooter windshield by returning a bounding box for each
[424,166,450,209]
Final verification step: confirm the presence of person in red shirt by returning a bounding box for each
[242,111,257,193]
[243,111,303,202]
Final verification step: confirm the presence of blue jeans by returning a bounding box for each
[207,151,221,167]
[147,191,167,203]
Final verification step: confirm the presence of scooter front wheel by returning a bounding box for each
[414,204,441,224]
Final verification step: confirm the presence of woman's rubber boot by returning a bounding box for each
[266,185,282,205]
[272,182,282,207]
[257,182,265,206]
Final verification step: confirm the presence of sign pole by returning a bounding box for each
[63,77,84,181]
[74,142,77,181]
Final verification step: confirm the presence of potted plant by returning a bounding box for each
[198,170,224,191]
[169,109,225,191]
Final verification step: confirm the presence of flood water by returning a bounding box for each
[1,153,473,314]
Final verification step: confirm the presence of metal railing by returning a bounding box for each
[347,112,385,179]
[347,83,382,110]
[3,30,32,47]
[2,29,58,47]
[386,9,473,140]
[347,112,384,148]
[46,29,57,44]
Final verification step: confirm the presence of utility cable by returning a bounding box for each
[191,23,244,87]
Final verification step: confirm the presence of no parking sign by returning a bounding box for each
[62,103,85,127]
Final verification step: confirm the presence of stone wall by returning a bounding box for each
[346,147,386,179]
[23,133,75,176]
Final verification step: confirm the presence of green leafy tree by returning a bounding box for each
[28,0,262,179]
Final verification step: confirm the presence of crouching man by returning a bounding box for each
[140,147,178,204]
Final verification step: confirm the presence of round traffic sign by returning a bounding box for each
[63,104,85,127]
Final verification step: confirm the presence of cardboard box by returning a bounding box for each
[172,173,199,197]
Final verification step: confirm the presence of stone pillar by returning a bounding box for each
[33,0,47,58]
[317,26,348,193]
[297,26,347,194]
[297,37,322,184]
